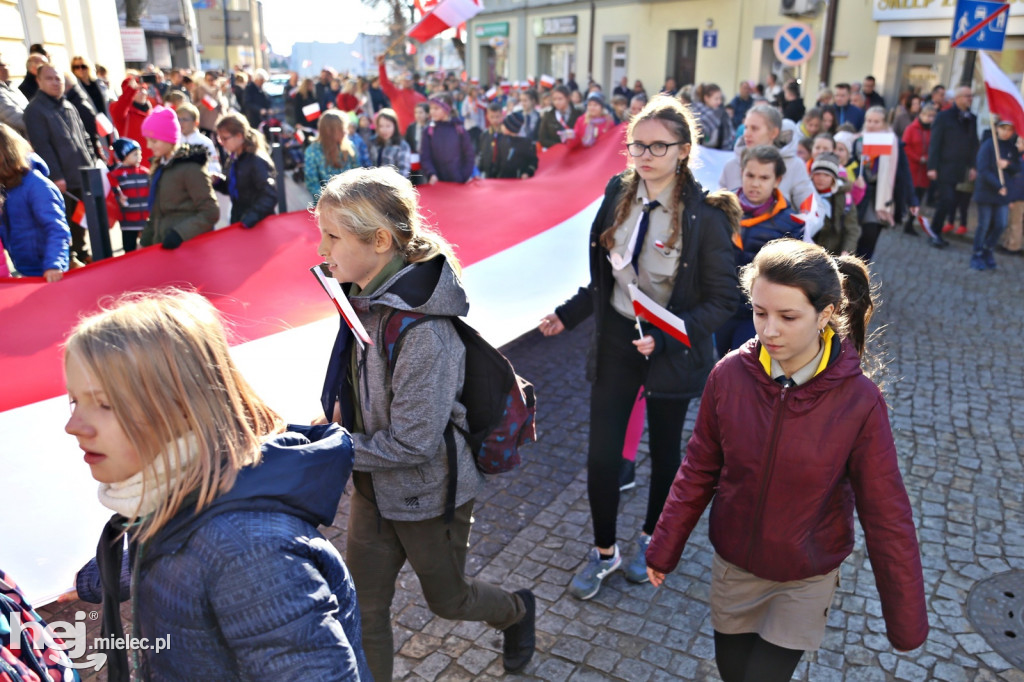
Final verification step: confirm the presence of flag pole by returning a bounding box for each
[990,113,1006,187]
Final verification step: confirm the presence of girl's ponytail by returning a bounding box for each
[835,255,874,356]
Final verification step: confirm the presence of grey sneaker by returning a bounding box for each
[569,547,621,600]
[623,534,652,583]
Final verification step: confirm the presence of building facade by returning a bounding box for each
[464,0,1009,105]
[193,0,268,71]
[1,0,126,87]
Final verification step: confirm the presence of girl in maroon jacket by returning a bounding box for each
[646,239,927,681]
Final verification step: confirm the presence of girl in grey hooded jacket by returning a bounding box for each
[315,167,536,681]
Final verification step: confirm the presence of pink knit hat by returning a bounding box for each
[141,106,181,144]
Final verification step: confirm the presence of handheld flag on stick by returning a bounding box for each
[309,265,374,350]
[979,51,1024,135]
[95,113,114,137]
[408,0,482,43]
[539,74,556,89]
[628,283,690,347]
[861,132,894,159]
[201,94,218,111]
[303,103,322,122]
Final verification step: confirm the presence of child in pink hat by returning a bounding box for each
[141,106,181,145]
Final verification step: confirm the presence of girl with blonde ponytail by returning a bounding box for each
[314,166,536,681]
[539,94,743,601]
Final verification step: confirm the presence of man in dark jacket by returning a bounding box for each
[243,69,272,129]
[728,80,754,130]
[927,85,979,248]
[833,83,864,131]
[18,54,47,101]
[24,64,99,263]
[477,112,538,179]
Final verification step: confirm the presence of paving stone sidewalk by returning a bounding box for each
[42,222,1024,681]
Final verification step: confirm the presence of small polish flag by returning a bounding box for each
[628,283,690,347]
[500,82,511,94]
[980,51,1024,135]
[528,77,536,88]
[917,215,938,240]
[539,74,556,89]
[71,199,86,226]
[294,128,306,144]
[303,102,322,122]
[470,77,479,85]
[309,265,374,350]
[861,132,894,159]
[654,239,665,250]
[485,87,498,101]
[410,152,420,171]
[201,94,218,111]
[95,113,114,137]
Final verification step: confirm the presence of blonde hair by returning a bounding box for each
[65,289,285,542]
[317,110,355,169]
[0,122,33,189]
[315,166,460,273]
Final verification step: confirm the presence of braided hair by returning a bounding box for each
[600,94,700,251]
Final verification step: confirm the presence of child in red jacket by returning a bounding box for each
[107,138,150,253]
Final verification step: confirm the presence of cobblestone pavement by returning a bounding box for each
[41,218,1024,681]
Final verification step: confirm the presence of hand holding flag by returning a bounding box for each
[628,283,690,347]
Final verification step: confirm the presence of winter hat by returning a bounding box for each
[833,131,856,156]
[112,138,141,161]
[586,91,605,105]
[429,93,453,115]
[503,111,524,135]
[811,152,842,179]
[141,106,181,145]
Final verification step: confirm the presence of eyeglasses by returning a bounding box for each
[626,141,684,157]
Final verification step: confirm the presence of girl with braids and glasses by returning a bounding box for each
[538,95,743,600]
[646,239,928,681]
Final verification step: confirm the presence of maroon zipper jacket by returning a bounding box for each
[646,336,928,651]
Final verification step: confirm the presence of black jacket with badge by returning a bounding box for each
[212,150,278,228]
[555,171,742,400]
[477,131,538,179]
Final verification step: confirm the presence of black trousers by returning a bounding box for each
[714,631,804,682]
[587,312,689,549]
[855,222,883,261]
[931,181,959,233]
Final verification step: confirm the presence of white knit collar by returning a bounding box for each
[97,433,199,519]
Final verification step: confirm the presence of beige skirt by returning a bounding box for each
[710,553,841,651]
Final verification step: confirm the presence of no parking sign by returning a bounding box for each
[773,22,816,67]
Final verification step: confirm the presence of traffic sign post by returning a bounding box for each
[773,23,816,67]
[951,0,1009,52]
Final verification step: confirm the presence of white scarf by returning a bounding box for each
[97,434,199,518]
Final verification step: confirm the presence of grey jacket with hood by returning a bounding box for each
[718,118,815,211]
[341,255,482,521]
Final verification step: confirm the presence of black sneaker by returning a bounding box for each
[930,237,949,249]
[619,459,636,491]
[503,589,536,673]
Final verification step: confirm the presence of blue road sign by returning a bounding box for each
[703,30,718,49]
[773,23,816,67]
[951,0,1008,52]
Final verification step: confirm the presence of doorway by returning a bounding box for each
[538,42,576,83]
[666,30,698,88]
[605,41,627,92]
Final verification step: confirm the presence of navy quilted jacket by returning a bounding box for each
[77,424,371,681]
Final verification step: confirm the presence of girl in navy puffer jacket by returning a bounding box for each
[63,290,370,681]
[420,93,475,184]
[0,123,70,280]
[647,240,927,682]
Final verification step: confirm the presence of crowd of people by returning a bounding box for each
[4,45,994,682]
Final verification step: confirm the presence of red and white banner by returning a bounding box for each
[94,113,114,137]
[408,0,482,43]
[980,50,1024,134]
[0,128,733,605]
[628,283,691,347]
[303,102,322,122]
[201,94,219,111]
[861,132,894,159]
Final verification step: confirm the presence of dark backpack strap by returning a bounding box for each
[443,423,458,524]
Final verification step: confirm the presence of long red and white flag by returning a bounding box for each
[980,50,1024,134]
[303,102,322,122]
[408,0,482,43]
[628,283,690,347]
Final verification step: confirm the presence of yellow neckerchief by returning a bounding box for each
[759,326,836,381]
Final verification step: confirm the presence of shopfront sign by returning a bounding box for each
[475,21,510,38]
[120,27,148,62]
[873,0,1024,22]
[536,16,577,36]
